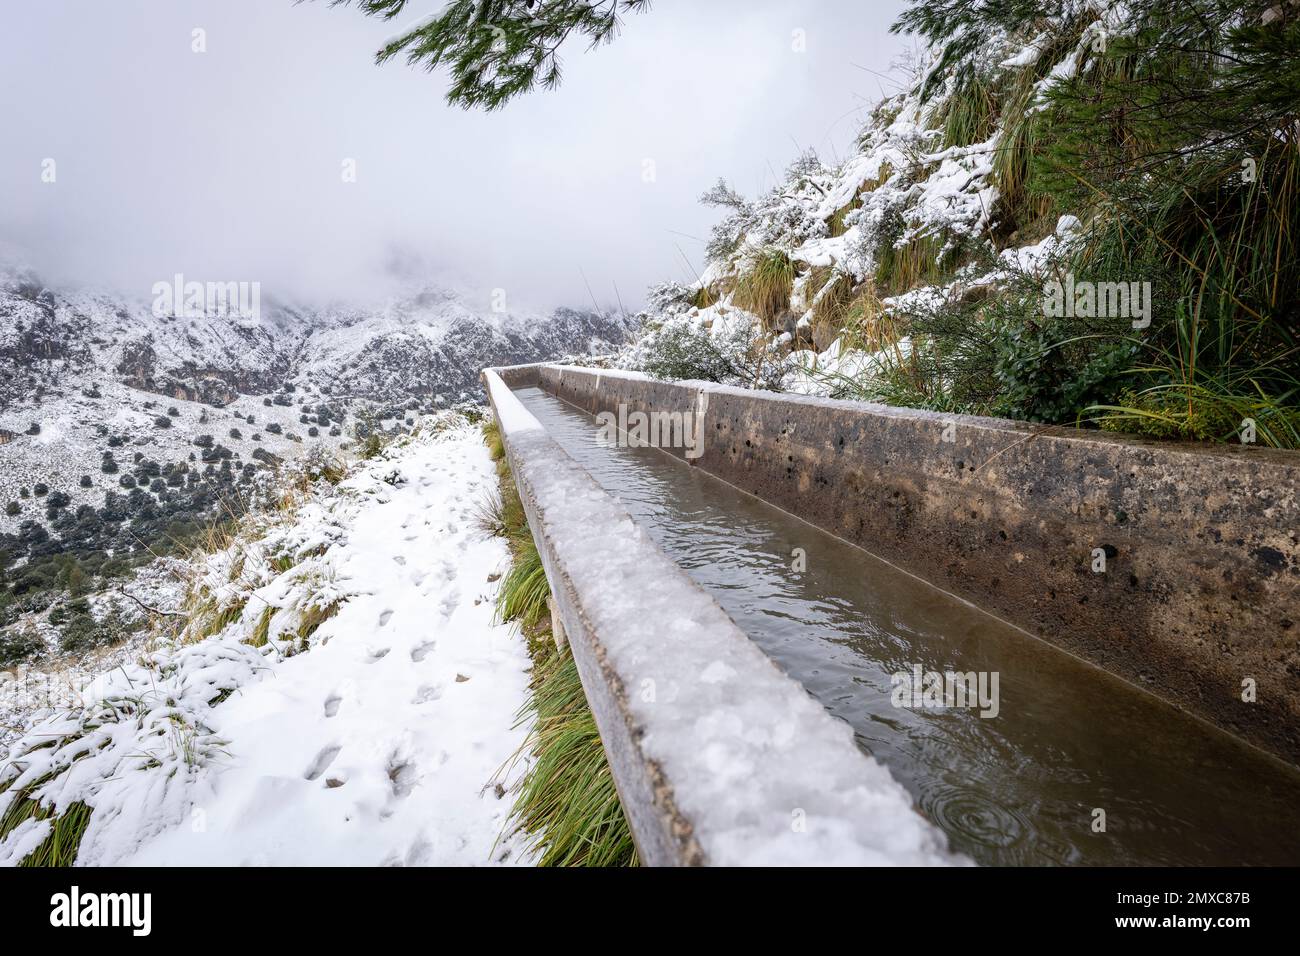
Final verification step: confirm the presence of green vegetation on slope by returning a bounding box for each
[882,0,1300,445]
[481,419,638,867]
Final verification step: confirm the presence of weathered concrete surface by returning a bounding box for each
[482,368,962,866]
[534,364,1300,766]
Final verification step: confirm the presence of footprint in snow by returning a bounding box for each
[387,758,419,799]
[305,745,341,781]
[412,685,442,704]
[378,609,394,627]
[367,647,391,663]
[393,556,407,566]
[410,640,436,662]
[402,837,434,866]
[323,694,342,718]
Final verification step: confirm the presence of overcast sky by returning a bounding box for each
[0,0,913,312]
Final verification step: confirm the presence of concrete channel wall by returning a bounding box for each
[482,367,963,866]
[507,363,1300,767]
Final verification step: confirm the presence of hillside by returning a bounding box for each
[0,266,634,670]
[0,413,536,865]
[618,0,1299,449]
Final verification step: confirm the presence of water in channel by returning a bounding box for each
[513,386,1300,866]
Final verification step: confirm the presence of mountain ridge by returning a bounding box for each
[0,267,636,411]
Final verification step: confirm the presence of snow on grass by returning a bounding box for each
[0,413,536,866]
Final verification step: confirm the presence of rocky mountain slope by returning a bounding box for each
[0,266,636,535]
[0,267,636,412]
[0,265,635,667]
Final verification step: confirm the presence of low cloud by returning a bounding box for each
[0,0,910,312]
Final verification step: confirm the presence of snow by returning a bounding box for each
[614,8,1139,406]
[483,369,543,434]
[0,415,537,866]
[502,417,963,866]
[999,33,1049,69]
[0,379,343,538]
[0,818,51,866]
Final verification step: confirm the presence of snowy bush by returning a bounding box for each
[621,313,790,390]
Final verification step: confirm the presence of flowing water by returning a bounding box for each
[514,386,1300,866]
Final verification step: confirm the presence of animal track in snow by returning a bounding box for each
[410,640,436,662]
[378,609,394,627]
[367,647,391,663]
[323,694,342,718]
[305,745,341,781]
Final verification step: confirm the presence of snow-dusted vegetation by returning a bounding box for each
[0,412,536,865]
[619,1,1299,448]
[0,265,636,670]
[3,0,1297,878]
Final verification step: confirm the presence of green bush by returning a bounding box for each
[0,627,45,667]
[632,316,789,390]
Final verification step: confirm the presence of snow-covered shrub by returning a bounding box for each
[621,313,790,390]
[0,626,43,667]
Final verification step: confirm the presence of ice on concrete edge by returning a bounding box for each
[494,393,966,866]
[483,369,543,433]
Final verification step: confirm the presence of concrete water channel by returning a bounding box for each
[511,385,1300,866]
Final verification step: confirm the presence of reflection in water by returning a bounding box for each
[516,386,1300,866]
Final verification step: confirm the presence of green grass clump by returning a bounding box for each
[484,420,637,867]
[482,418,505,462]
[294,599,341,648]
[360,432,384,460]
[1091,381,1300,448]
[935,70,999,150]
[0,781,92,867]
[690,285,718,310]
[247,605,275,647]
[827,193,863,238]
[505,652,638,867]
[873,231,949,297]
[733,248,795,328]
[494,539,550,633]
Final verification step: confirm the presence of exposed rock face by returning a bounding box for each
[0,268,638,411]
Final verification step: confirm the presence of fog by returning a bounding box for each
[0,0,912,312]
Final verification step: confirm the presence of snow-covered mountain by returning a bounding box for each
[0,267,636,411]
[0,265,636,570]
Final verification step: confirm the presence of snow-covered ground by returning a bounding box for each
[0,415,537,866]
[0,380,344,537]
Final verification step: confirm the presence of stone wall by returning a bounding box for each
[534,365,1300,766]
